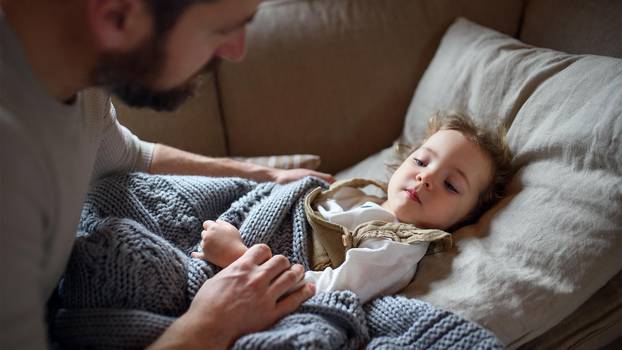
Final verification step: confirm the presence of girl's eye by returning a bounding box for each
[413,158,425,166]
[445,181,459,194]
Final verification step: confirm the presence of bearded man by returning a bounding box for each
[0,0,333,348]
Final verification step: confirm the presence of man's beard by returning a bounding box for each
[91,34,221,112]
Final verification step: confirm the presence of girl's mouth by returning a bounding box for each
[406,189,421,203]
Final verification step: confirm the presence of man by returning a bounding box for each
[0,0,334,348]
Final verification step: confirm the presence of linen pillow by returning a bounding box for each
[338,18,622,348]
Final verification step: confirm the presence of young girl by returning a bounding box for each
[192,111,513,303]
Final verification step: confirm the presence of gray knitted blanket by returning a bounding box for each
[52,173,503,349]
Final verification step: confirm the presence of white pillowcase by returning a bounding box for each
[337,18,622,348]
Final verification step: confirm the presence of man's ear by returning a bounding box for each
[87,0,153,51]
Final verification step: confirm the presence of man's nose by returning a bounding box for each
[214,29,247,62]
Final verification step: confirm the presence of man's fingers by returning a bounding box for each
[274,283,315,316]
[312,171,335,184]
[191,251,205,259]
[260,255,291,281]
[268,264,305,297]
[323,174,336,183]
[238,244,272,265]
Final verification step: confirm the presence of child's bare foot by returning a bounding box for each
[191,219,249,268]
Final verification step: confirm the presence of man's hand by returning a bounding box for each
[269,168,335,184]
[149,144,335,184]
[149,244,314,349]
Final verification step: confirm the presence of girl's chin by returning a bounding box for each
[394,211,423,226]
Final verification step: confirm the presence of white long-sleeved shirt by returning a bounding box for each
[304,187,429,304]
[0,12,153,349]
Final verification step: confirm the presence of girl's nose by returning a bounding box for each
[416,172,433,190]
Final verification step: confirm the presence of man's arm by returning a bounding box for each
[148,244,315,349]
[149,143,335,184]
[92,101,154,180]
[97,101,334,184]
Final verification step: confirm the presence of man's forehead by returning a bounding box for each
[217,11,256,33]
[191,0,260,26]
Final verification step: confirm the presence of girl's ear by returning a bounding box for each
[86,0,153,52]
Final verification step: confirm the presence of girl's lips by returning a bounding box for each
[406,189,421,203]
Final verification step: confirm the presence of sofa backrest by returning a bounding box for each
[117,0,524,172]
[117,0,622,173]
[519,0,622,59]
[217,0,524,173]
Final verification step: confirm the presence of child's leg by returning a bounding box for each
[191,220,249,268]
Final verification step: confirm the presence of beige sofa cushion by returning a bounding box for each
[339,18,622,348]
[520,0,622,58]
[218,0,523,173]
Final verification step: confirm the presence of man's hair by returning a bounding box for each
[92,0,220,112]
[390,111,514,229]
[144,0,217,35]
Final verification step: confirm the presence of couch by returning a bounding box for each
[116,0,622,348]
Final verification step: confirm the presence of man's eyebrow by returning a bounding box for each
[218,12,257,34]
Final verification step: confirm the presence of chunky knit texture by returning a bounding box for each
[52,173,503,349]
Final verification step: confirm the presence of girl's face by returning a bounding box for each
[383,130,493,230]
